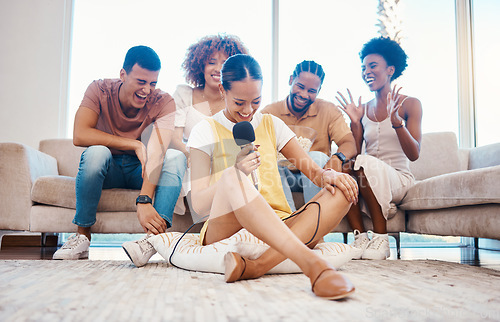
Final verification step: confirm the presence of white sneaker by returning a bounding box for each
[350,230,370,260]
[122,235,156,267]
[53,233,90,260]
[362,232,390,260]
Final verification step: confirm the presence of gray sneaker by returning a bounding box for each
[350,230,370,260]
[122,235,156,267]
[53,233,90,260]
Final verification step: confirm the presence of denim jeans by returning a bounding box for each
[73,146,186,228]
[279,151,330,212]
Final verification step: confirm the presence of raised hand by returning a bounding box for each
[387,85,404,128]
[336,89,364,124]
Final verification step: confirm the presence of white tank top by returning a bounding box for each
[361,103,412,175]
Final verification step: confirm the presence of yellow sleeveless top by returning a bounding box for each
[199,114,292,243]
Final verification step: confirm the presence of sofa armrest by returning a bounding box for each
[469,142,500,170]
[0,143,58,230]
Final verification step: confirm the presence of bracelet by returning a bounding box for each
[321,168,335,188]
[392,122,404,129]
[322,168,334,176]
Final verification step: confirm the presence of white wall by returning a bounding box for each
[0,0,72,149]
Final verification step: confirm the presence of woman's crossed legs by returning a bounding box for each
[204,166,355,299]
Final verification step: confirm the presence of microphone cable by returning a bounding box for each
[168,214,208,270]
[281,201,321,246]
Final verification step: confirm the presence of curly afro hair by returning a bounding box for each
[359,37,408,81]
[182,34,249,87]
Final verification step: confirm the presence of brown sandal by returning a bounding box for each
[224,252,265,283]
[310,264,355,300]
[224,252,248,283]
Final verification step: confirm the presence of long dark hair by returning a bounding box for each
[220,54,262,91]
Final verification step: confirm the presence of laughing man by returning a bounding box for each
[53,46,184,260]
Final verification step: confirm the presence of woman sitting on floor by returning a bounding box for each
[186,54,358,300]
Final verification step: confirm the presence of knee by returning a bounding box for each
[220,166,250,191]
[335,188,353,214]
[79,146,112,172]
[83,145,112,159]
[161,149,187,174]
[220,166,239,187]
[320,188,352,212]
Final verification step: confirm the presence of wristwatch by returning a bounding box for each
[333,152,347,164]
[136,195,153,205]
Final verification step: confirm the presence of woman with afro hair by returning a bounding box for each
[336,37,423,260]
[170,34,249,218]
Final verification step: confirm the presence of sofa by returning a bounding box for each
[291,132,500,255]
[402,132,500,239]
[0,139,197,244]
[1,132,499,254]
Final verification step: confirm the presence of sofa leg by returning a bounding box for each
[389,232,401,259]
[343,232,348,244]
[0,230,18,248]
[41,233,48,246]
[474,237,479,249]
[41,233,58,247]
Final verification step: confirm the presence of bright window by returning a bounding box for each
[278,0,378,103]
[473,0,500,147]
[69,0,462,139]
[398,0,459,136]
[67,0,271,133]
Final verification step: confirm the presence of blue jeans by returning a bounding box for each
[73,146,186,228]
[279,151,330,212]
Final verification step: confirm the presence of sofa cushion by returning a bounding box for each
[469,142,500,170]
[400,165,500,210]
[39,139,85,178]
[409,132,463,180]
[31,175,138,212]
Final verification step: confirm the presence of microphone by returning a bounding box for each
[232,121,259,189]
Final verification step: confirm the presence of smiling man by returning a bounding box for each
[53,46,185,260]
[262,60,356,211]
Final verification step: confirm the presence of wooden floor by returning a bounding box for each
[1,233,500,271]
